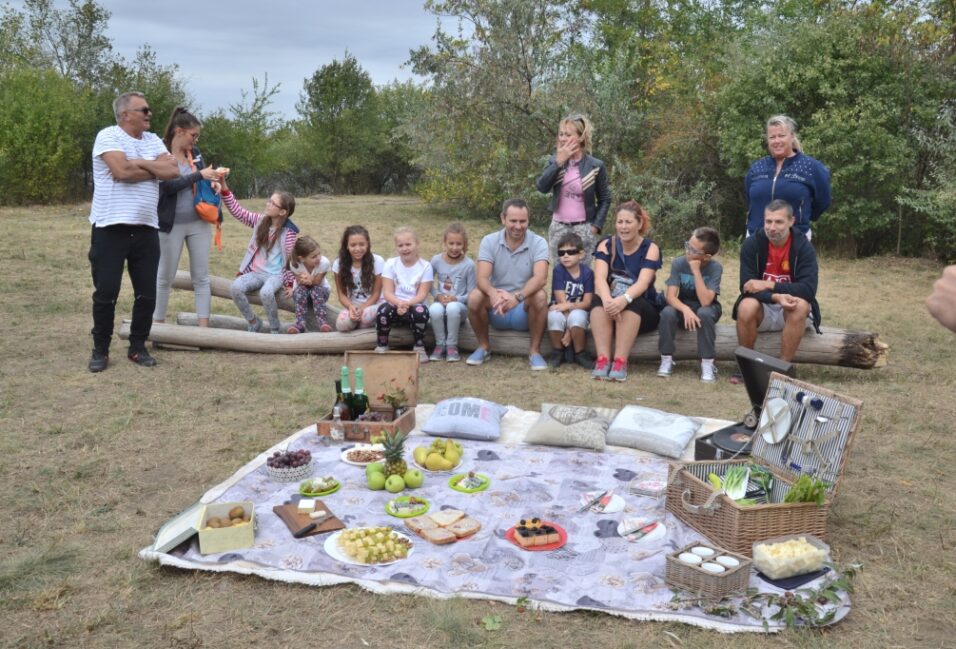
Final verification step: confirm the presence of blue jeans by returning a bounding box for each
[429,300,466,347]
[488,302,530,331]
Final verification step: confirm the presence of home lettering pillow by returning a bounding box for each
[422,397,507,441]
[524,403,618,452]
[605,405,700,458]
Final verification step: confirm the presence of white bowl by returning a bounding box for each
[701,562,726,574]
[690,546,715,558]
[678,552,702,565]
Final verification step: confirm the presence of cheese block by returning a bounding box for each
[297,499,316,513]
[446,517,481,539]
[429,509,465,527]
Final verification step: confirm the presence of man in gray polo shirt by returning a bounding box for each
[466,198,550,370]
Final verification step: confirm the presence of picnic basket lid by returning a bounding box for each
[751,373,863,498]
[734,346,796,414]
[345,350,419,410]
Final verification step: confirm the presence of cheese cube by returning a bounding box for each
[297,499,316,513]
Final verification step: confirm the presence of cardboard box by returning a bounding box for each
[318,351,419,443]
[198,501,256,555]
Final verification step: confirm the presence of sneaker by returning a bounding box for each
[701,361,717,383]
[657,356,675,377]
[592,355,610,379]
[318,323,333,333]
[445,347,460,362]
[563,346,575,364]
[574,350,595,370]
[429,347,445,362]
[374,345,389,353]
[246,316,262,333]
[414,345,429,364]
[128,348,157,367]
[287,323,305,334]
[466,347,490,365]
[730,371,744,385]
[88,350,109,373]
[608,357,628,382]
[529,353,548,371]
[270,329,281,334]
[547,349,564,369]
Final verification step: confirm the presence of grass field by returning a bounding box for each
[1,196,955,648]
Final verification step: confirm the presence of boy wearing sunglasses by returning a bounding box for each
[547,233,595,368]
[657,227,723,382]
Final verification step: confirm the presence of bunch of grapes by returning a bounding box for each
[266,448,312,469]
[356,412,385,422]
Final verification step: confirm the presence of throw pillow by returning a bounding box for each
[524,403,618,452]
[605,405,701,458]
[421,397,507,441]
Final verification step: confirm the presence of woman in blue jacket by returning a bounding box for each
[535,114,612,265]
[745,115,831,240]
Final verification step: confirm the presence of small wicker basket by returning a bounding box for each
[665,542,752,598]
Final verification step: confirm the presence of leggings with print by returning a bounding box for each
[376,302,430,347]
[231,271,284,331]
[293,284,330,331]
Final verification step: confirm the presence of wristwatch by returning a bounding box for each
[623,292,634,304]
[514,291,525,303]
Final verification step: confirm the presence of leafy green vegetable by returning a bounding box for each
[722,466,750,500]
[783,474,829,504]
[748,463,775,500]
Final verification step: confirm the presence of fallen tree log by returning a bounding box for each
[134,310,888,368]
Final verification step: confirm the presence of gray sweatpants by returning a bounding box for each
[231,271,284,331]
[154,220,212,320]
[658,302,722,359]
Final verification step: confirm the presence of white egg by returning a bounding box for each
[701,562,726,573]
[691,546,715,558]
[715,555,740,568]
[678,552,702,565]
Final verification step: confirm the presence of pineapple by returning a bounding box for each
[382,431,408,477]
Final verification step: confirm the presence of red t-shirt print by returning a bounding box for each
[763,237,792,284]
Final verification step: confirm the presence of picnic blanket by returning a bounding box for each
[139,404,850,632]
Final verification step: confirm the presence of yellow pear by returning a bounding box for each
[443,445,460,466]
[413,446,429,466]
[425,452,445,471]
[435,455,455,471]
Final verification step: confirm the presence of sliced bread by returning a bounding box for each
[404,515,438,535]
[429,509,465,527]
[421,526,457,545]
[446,517,481,539]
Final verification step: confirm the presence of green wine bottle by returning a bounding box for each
[352,367,369,418]
[340,366,354,415]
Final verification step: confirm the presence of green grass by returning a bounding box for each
[0,196,954,648]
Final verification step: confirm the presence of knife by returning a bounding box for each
[622,521,658,539]
[578,490,609,513]
[293,522,318,538]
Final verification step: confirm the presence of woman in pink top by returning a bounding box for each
[535,114,612,266]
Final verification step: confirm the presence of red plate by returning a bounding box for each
[505,521,568,552]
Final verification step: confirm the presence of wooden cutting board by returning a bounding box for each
[273,501,345,539]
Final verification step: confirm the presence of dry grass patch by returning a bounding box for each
[0,197,954,648]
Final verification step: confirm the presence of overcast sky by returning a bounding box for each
[11,0,451,118]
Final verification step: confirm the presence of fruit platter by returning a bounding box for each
[448,471,490,493]
[385,495,430,518]
[363,432,426,493]
[298,475,341,497]
[324,526,414,566]
[404,509,482,545]
[412,438,464,472]
[505,517,568,551]
[340,443,385,466]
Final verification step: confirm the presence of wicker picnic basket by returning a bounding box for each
[666,374,862,557]
[665,542,752,598]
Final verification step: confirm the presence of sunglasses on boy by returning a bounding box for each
[557,248,581,257]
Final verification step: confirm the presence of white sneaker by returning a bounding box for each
[657,357,675,377]
[701,361,717,383]
[374,345,388,353]
[413,345,428,364]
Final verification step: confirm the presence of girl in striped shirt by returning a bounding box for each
[219,176,299,333]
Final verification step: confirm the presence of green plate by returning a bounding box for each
[385,496,431,518]
[298,479,342,498]
[448,473,490,493]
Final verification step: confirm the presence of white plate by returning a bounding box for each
[323,529,415,566]
[580,492,625,514]
[617,518,667,543]
[759,397,792,445]
[339,444,385,467]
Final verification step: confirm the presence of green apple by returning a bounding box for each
[403,468,424,488]
[365,462,384,478]
[385,474,405,493]
[367,472,387,490]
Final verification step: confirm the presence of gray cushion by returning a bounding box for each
[524,403,618,452]
[422,397,507,441]
[605,405,700,458]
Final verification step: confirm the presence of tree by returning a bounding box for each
[297,52,383,193]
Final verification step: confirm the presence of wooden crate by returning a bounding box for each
[666,373,862,556]
[317,351,419,442]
